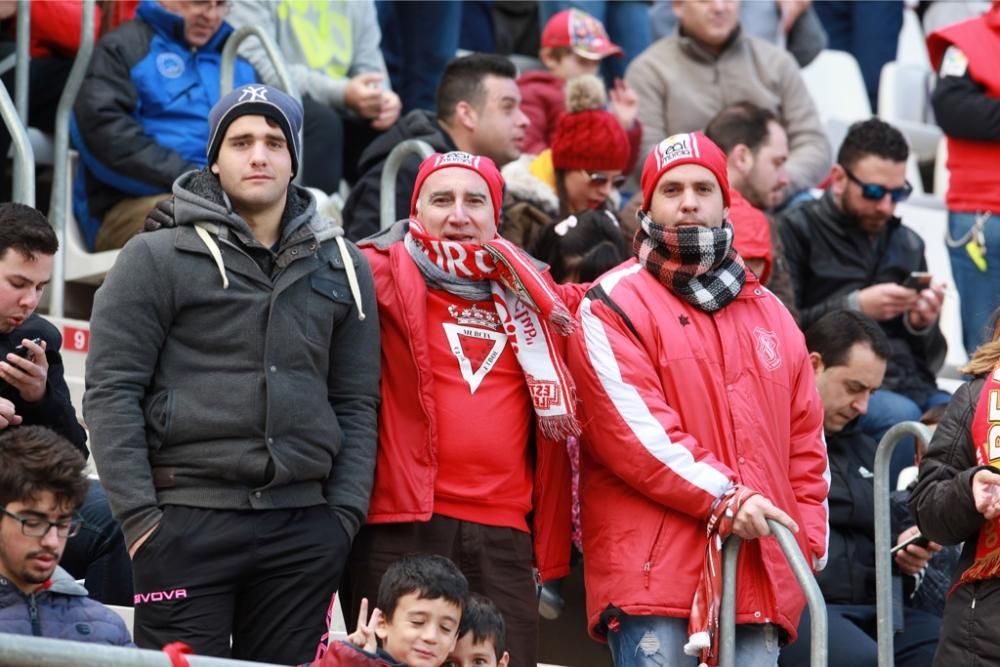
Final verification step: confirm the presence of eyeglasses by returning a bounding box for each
[842,167,912,203]
[183,0,230,16]
[586,171,627,188]
[0,506,82,538]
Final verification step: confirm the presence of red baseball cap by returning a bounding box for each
[541,9,623,60]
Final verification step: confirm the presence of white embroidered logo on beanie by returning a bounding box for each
[656,133,700,169]
[237,86,270,103]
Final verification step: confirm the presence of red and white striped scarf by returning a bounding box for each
[405,219,580,440]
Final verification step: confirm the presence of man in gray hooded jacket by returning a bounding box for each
[84,84,380,664]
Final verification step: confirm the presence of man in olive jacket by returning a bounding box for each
[84,85,380,664]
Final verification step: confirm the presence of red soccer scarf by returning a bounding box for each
[685,485,758,667]
[956,364,1000,586]
[407,220,580,440]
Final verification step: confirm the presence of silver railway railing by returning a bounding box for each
[219,26,301,186]
[873,421,933,667]
[0,632,286,666]
[380,139,434,230]
[47,0,96,318]
[0,78,34,206]
[720,520,827,667]
[14,0,28,125]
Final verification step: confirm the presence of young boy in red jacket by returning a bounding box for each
[518,7,641,169]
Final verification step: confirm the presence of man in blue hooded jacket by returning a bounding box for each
[72,0,256,252]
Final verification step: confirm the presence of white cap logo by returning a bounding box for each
[237,86,269,103]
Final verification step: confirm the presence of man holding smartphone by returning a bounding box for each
[0,203,132,607]
[779,309,942,667]
[780,118,951,484]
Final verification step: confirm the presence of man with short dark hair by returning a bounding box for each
[0,203,130,607]
[343,53,529,241]
[85,84,380,662]
[779,309,941,667]
[0,425,133,646]
[779,118,950,482]
[705,101,797,317]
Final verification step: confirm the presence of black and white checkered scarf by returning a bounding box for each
[633,211,747,312]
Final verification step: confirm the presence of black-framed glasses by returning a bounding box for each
[586,171,627,188]
[0,506,82,538]
[843,167,912,203]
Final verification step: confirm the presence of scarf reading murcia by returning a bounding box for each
[404,219,580,440]
[955,364,1000,587]
[633,211,746,313]
[684,485,758,667]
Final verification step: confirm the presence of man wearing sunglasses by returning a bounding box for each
[0,426,133,646]
[780,118,950,484]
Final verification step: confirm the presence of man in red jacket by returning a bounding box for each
[347,151,580,667]
[927,0,1000,358]
[566,132,829,667]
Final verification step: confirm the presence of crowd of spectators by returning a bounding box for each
[0,1,998,667]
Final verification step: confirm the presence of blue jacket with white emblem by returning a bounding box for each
[71,0,256,249]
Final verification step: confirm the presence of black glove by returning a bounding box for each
[143,197,176,232]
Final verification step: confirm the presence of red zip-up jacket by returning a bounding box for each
[358,223,582,582]
[567,260,829,641]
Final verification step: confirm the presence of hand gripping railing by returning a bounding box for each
[0,632,287,666]
[219,25,301,186]
[380,139,435,230]
[720,520,827,667]
[873,421,933,667]
[46,0,95,318]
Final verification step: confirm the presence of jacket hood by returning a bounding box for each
[137,0,234,52]
[356,110,456,175]
[502,154,560,215]
[172,168,333,243]
[0,567,87,599]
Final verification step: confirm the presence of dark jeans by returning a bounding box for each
[778,603,940,667]
[377,1,462,113]
[132,505,350,663]
[856,388,952,487]
[302,96,385,193]
[60,480,133,606]
[340,514,539,667]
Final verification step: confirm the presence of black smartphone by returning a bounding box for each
[902,271,932,291]
[891,532,930,554]
[10,338,41,361]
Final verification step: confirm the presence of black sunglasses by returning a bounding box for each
[843,167,912,203]
[586,171,627,188]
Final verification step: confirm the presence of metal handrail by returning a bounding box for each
[0,632,286,666]
[14,0,28,124]
[47,0,96,319]
[219,26,298,99]
[380,139,435,230]
[720,520,827,666]
[0,80,34,206]
[873,421,932,667]
[12,0,31,201]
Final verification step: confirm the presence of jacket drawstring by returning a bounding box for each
[194,223,229,289]
[334,230,366,321]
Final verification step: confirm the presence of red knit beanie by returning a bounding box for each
[551,75,629,173]
[640,132,731,210]
[410,151,505,226]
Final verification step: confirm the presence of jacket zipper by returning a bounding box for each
[642,514,668,589]
[28,593,40,636]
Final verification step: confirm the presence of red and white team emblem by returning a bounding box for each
[443,303,506,394]
[753,327,781,370]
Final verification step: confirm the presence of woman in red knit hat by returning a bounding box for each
[501,74,631,251]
